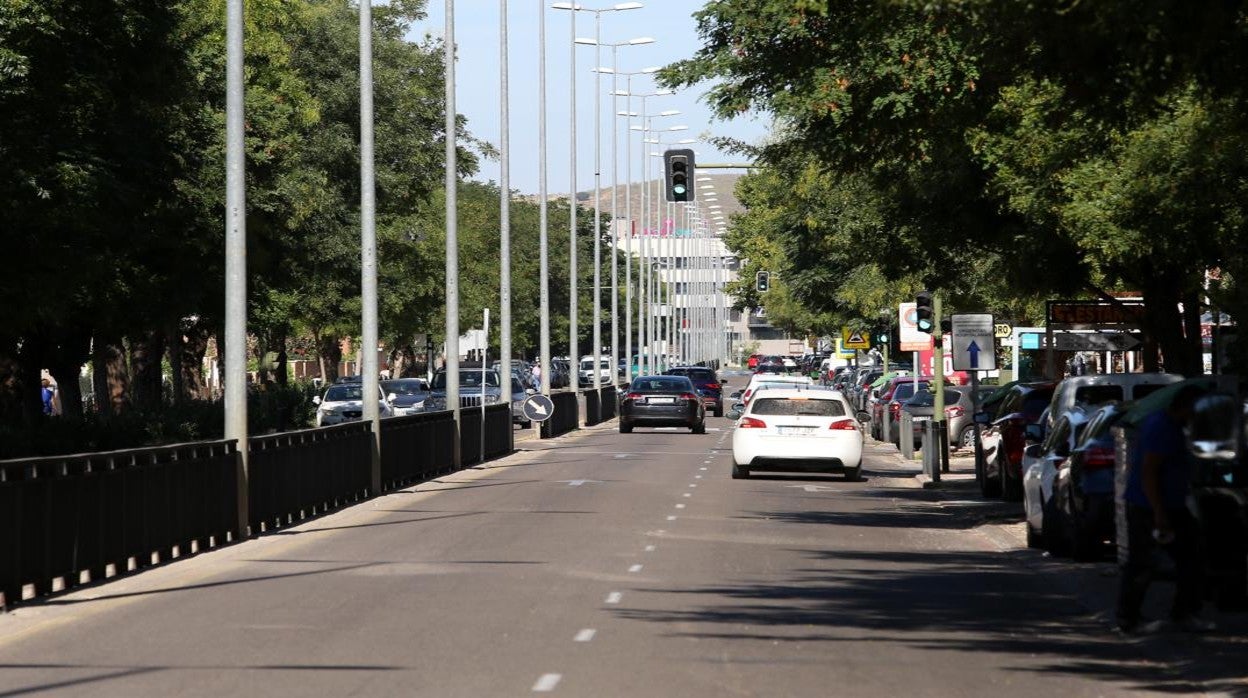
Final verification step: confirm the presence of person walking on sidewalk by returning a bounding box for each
[1116,384,1212,633]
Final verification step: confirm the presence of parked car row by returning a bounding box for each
[973,373,1184,562]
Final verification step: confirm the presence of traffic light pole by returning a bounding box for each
[932,294,949,475]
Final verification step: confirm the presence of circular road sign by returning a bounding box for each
[521,394,556,423]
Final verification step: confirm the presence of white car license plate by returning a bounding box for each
[648,397,675,405]
[913,416,930,423]
[777,426,817,435]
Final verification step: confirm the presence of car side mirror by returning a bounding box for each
[526,388,537,395]
[973,411,991,425]
[312,396,322,405]
[856,411,871,424]
[1024,423,1044,442]
[726,409,741,420]
[1024,444,1042,459]
[730,390,743,399]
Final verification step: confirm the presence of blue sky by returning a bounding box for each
[407,1,769,195]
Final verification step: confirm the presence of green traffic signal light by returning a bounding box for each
[664,149,695,202]
[756,270,770,292]
[915,291,935,334]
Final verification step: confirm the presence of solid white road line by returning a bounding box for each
[574,629,597,642]
[533,674,562,692]
[628,564,643,573]
[606,592,623,604]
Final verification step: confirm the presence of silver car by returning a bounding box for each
[313,384,395,427]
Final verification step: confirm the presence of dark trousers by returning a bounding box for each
[1117,505,1203,625]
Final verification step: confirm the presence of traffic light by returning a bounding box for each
[875,326,889,345]
[664,148,695,202]
[915,291,935,334]
[755,270,770,292]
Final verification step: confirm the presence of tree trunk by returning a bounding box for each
[1141,272,1202,377]
[45,327,91,420]
[319,334,342,384]
[92,333,129,416]
[0,347,22,425]
[170,318,210,403]
[273,331,288,386]
[130,329,166,411]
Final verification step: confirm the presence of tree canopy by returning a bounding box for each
[662,0,1248,374]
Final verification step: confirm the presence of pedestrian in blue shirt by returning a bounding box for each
[1116,385,1211,633]
[40,379,55,416]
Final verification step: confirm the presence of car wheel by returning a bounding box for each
[957,427,975,451]
[1026,522,1043,549]
[619,421,633,434]
[978,453,1002,498]
[692,421,707,434]
[713,406,723,418]
[1042,496,1071,556]
[1001,455,1024,502]
[1068,496,1102,562]
[731,463,749,479]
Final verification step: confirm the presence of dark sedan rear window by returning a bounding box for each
[668,368,717,382]
[752,397,846,417]
[632,378,691,392]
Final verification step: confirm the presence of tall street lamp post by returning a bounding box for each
[554,2,644,392]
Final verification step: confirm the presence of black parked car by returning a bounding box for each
[620,375,706,434]
[664,366,724,417]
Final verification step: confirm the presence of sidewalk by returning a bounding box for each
[868,433,1248,693]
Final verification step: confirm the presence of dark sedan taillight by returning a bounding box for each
[1082,445,1116,470]
[627,392,643,400]
[680,392,697,401]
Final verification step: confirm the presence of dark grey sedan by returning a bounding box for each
[620,375,706,434]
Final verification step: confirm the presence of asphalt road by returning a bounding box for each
[0,416,1227,696]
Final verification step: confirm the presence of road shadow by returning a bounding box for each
[618,526,1244,693]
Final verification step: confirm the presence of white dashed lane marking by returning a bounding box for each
[644,545,656,552]
[675,504,686,509]
[533,674,562,692]
[574,629,597,642]
[628,564,643,573]
[606,592,623,604]
[666,516,678,521]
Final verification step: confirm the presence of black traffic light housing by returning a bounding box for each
[915,291,935,334]
[875,325,890,345]
[664,148,695,202]
[755,270,770,292]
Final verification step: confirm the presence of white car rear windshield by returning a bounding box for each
[752,397,846,417]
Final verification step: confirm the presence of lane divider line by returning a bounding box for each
[682,493,692,498]
[666,515,678,521]
[533,674,562,692]
[628,564,643,573]
[675,504,686,509]
[574,629,597,642]
[644,545,656,552]
[606,592,622,604]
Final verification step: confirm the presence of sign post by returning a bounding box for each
[951,313,997,486]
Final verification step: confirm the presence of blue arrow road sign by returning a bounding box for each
[967,340,981,369]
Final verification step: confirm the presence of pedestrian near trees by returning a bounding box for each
[1116,385,1212,633]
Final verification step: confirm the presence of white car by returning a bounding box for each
[739,373,812,407]
[313,383,395,427]
[731,388,864,481]
[1022,410,1091,549]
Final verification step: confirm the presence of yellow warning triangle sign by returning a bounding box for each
[842,327,870,349]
